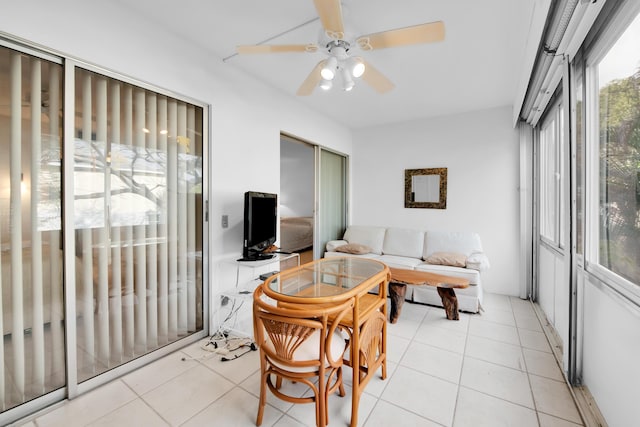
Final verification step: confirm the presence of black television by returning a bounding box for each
[239,191,278,261]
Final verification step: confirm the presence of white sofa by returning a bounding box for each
[324,226,490,313]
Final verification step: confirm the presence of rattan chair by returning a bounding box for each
[268,282,389,427]
[253,288,353,427]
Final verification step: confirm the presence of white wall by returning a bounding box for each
[581,276,640,427]
[280,139,314,217]
[538,245,571,370]
[352,106,520,295]
[0,2,353,315]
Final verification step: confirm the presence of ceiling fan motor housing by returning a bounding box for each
[326,39,350,59]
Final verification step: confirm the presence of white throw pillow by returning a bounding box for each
[466,251,490,271]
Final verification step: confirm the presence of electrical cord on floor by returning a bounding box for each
[220,342,258,362]
[212,297,246,340]
[181,335,257,362]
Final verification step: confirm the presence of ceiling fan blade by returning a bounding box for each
[296,60,325,96]
[237,44,318,54]
[361,60,395,93]
[356,21,445,50]
[313,0,344,36]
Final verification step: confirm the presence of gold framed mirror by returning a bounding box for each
[404,167,447,209]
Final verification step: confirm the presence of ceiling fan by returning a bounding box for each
[236,0,445,95]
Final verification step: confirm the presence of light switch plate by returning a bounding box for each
[221,215,228,228]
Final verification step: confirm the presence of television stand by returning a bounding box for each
[237,253,276,262]
[216,253,300,337]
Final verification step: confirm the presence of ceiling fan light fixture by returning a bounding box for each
[341,67,355,91]
[320,56,338,80]
[319,78,333,91]
[351,57,365,78]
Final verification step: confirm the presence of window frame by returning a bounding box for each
[539,93,566,250]
[583,1,640,304]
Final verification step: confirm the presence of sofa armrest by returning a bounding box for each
[326,240,348,252]
[466,251,490,271]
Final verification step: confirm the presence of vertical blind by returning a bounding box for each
[0,44,204,416]
[73,68,204,382]
[0,49,64,411]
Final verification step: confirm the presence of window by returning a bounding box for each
[589,11,640,286]
[540,98,565,248]
[574,61,585,256]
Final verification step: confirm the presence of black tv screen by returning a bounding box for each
[241,191,277,261]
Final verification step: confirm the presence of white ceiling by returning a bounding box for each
[115,0,537,129]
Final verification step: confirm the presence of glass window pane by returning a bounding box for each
[559,104,566,247]
[539,100,566,248]
[540,113,559,242]
[575,65,585,255]
[318,149,346,258]
[596,13,640,285]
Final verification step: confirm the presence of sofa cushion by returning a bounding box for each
[465,251,491,271]
[334,243,373,255]
[326,240,348,252]
[425,251,467,267]
[324,251,382,261]
[423,231,483,260]
[343,226,386,255]
[377,254,424,270]
[382,228,424,259]
[414,263,481,285]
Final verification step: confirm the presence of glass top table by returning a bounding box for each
[256,257,390,427]
[262,257,388,302]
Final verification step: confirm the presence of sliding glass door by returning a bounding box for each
[316,148,347,259]
[72,67,205,382]
[0,46,65,411]
[0,40,207,422]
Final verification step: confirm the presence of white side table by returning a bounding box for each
[216,253,300,337]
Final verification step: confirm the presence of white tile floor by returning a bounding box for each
[16,293,585,427]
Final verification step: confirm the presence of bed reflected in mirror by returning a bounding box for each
[404,167,447,209]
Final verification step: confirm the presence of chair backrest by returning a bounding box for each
[253,292,353,370]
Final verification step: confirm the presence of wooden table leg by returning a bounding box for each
[437,287,459,320]
[388,282,407,324]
